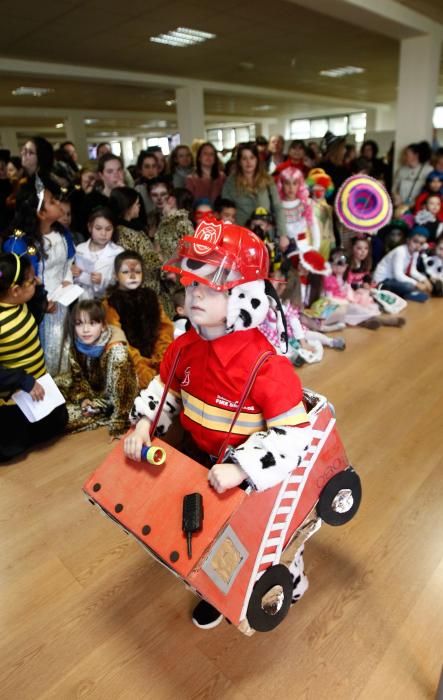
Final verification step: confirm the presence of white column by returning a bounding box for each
[121,137,134,166]
[395,33,441,158]
[0,127,19,154]
[65,112,89,164]
[175,86,205,145]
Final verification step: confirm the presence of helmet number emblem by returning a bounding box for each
[193,221,223,256]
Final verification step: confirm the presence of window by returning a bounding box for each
[147,136,170,155]
[290,112,367,143]
[206,124,255,151]
[290,119,310,140]
[433,106,443,129]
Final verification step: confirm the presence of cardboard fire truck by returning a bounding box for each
[83,389,361,636]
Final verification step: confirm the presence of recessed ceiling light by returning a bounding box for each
[12,86,54,97]
[165,99,176,107]
[252,105,274,112]
[55,123,64,129]
[320,66,365,78]
[84,118,98,125]
[150,27,216,47]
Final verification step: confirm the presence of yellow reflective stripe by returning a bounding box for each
[267,401,309,427]
[267,413,309,428]
[181,389,265,435]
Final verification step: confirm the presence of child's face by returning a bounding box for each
[177,147,192,168]
[429,178,441,193]
[81,170,96,193]
[117,259,143,290]
[250,218,271,235]
[11,268,38,305]
[185,281,228,332]
[194,204,213,225]
[141,156,158,180]
[150,184,169,211]
[435,240,443,259]
[426,195,441,216]
[331,255,347,275]
[407,234,426,253]
[219,207,236,223]
[312,185,325,200]
[39,190,64,225]
[289,145,304,161]
[89,216,113,248]
[126,198,141,221]
[21,141,38,175]
[270,276,286,297]
[59,202,71,228]
[75,312,104,345]
[352,240,369,262]
[100,159,124,191]
[282,178,299,200]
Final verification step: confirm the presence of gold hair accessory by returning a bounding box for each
[11,253,21,286]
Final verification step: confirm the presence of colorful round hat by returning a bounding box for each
[335,174,392,234]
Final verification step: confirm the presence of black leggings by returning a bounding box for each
[0,404,68,463]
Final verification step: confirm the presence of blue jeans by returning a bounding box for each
[380,279,429,303]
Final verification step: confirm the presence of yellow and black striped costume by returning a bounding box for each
[0,302,46,405]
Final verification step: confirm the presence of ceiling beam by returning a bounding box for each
[285,0,443,40]
[0,57,386,110]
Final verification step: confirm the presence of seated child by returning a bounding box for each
[259,269,345,365]
[0,253,67,462]
[414,194,443,244]
[419,232,443,296]
[57,299,137,436]
[325,246,406,329]
[213,197,237,223]
[104,251,174,387]
[73,207,123,299]
[172,289,189,339]
[124,221,313,630]
[373,225,433,302]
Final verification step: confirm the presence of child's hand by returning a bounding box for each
[81,399,94,415]
[300,338,316,354]
[208,463,247,494]
[46,301,57,314]
[30,381,45,401]
[72,264,81,277]
[91,272,102,285]
[62,280,72,287]
[124,418,152,461]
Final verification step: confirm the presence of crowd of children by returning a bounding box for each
[0,134,441,463]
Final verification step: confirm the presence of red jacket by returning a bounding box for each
[160,327,308,456]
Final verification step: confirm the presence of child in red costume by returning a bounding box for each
[124,220,313,629]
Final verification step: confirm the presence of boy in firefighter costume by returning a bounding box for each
[124,220,313,629]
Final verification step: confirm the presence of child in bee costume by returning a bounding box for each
[125,219,313,629]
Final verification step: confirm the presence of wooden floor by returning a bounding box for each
[1,300,442,700]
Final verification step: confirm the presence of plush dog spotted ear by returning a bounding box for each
[264,279,288,353]
[226,280,270,333]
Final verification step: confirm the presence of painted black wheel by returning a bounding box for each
[246,564,293,632]
[317,467,362,526]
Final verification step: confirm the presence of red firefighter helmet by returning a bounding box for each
[163,218,270,291]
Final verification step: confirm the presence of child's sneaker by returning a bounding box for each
[192,600,223,629]
[331,337,346,350]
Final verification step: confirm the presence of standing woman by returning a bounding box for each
[169,145,194,188]
[21,136,54,181]
[185,142,225,205]
[222,142,287,235]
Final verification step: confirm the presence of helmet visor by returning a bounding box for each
[163,236,242,290]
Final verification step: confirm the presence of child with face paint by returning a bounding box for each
[104,251,174,387]
[57,299,137,436]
